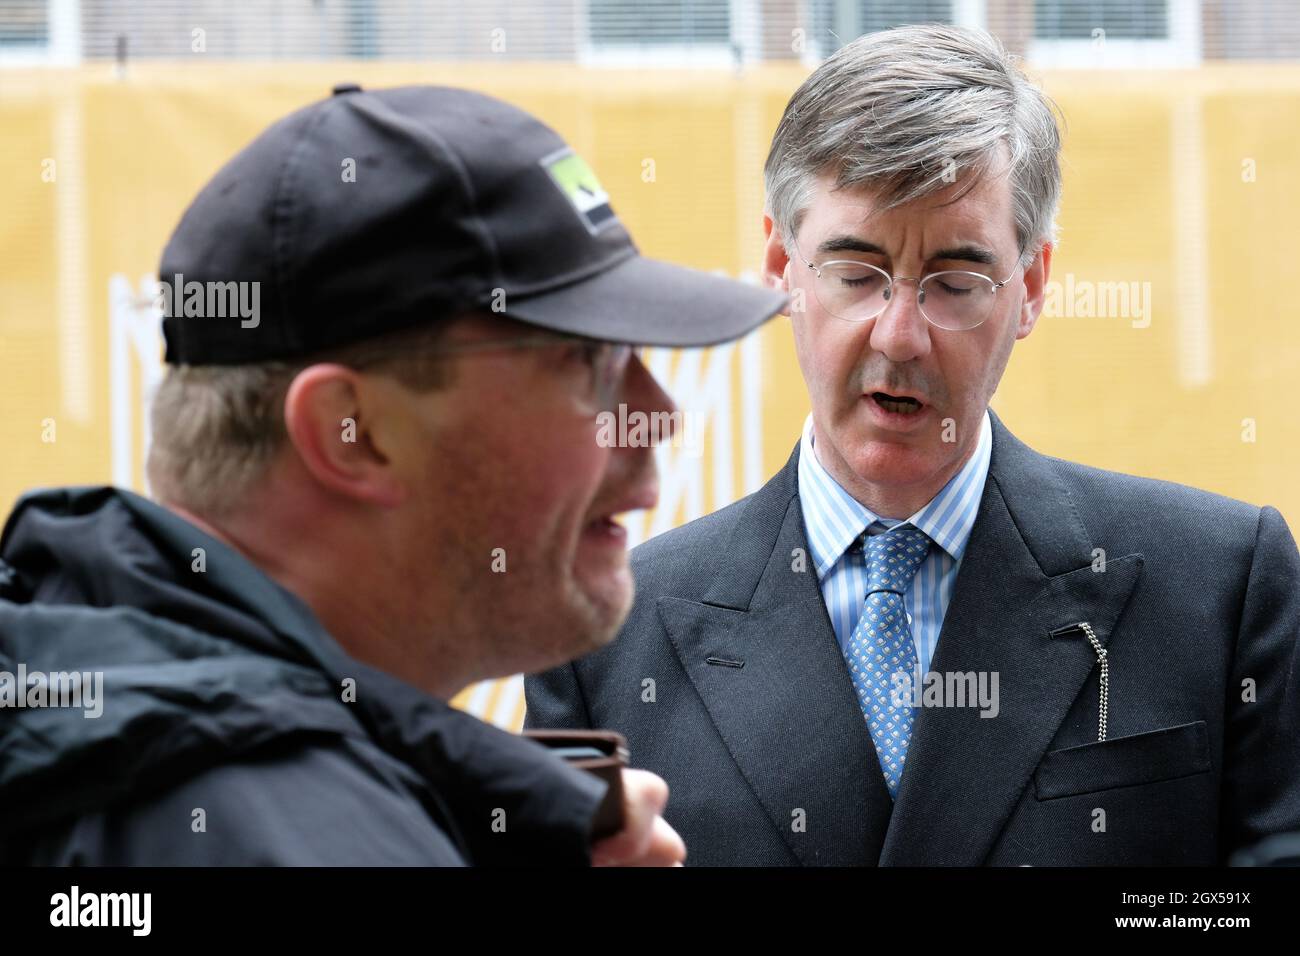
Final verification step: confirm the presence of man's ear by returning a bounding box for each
[1016,241,1054,340]
[282,365,406,508]
[762,214,792,296]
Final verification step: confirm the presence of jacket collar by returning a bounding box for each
[797,407,993,576]
[0,488,603,863]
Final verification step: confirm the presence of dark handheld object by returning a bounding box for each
[522,729,629,842]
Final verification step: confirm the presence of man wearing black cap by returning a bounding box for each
[0,84,785,865]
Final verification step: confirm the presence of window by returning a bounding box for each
[0,0,48,49]
[1036,0,1168,39]
[0,0,78,64]
[1029,0,1200,67]
[588,0,732,46]
[808,1,987,60]
[582,0,743,67]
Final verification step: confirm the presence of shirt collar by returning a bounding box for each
[797,407,993,580]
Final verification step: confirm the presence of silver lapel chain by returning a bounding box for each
[1076,621,1109,741]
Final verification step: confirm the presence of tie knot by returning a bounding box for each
[862,524,931,593]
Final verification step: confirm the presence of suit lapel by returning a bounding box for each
[658,409,1143,866]
[878,408,1144,865]
[658,448,894,865]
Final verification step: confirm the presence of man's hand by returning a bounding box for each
[590,768,686,866]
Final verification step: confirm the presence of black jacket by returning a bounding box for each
[526,408,1300,865]
[0,487,605,865]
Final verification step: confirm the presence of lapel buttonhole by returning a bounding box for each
[705,656,745,668]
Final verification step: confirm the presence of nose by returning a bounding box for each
[868,278,932,363]
[619,353,678,445]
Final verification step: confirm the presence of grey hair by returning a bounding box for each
[765,23,1065,268]
[146,322,455,518]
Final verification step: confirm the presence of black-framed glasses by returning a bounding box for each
[427,333,634,413]
[792,239,1024,331]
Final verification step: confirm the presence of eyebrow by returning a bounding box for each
[816,234,999,267]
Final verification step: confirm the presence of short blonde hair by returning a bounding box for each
[147,322,455,517]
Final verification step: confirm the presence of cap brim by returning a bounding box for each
[502,254,788,348]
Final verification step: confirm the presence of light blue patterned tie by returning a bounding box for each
[844,522,932,800]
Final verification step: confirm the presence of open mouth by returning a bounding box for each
[581,515,629,550]
[871,391,925,415]
[583,485,659,545]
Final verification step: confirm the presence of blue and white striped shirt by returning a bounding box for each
[797,409,992,674]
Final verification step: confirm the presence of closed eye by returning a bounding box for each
[935,281,974,296]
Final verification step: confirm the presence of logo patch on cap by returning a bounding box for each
[541,148,619,235]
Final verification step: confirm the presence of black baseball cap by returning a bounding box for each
[159,83,787,365]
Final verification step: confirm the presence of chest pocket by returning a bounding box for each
[1034,720,1210,800]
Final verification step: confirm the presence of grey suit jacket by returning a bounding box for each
[526,408,1300,865]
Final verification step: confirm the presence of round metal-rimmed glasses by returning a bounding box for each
[793,240,1025,331]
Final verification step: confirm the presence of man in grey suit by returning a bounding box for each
[525,24,1300,866]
